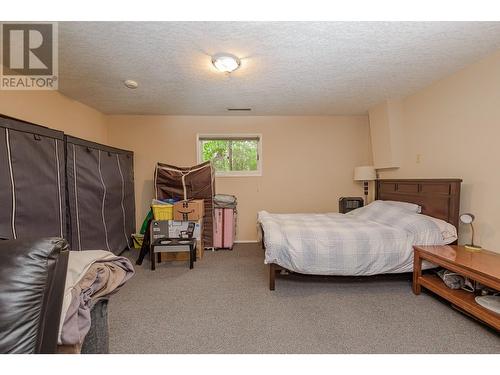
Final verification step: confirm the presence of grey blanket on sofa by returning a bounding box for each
[59,251,134,346]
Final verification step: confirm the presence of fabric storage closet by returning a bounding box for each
[154,161,215,247]
[66,136,135,254]
[0,115,66,240]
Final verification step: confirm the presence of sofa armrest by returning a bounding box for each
[0,238,69,354]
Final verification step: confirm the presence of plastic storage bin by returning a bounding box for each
[131,234,144,249]
[152,204,173,220]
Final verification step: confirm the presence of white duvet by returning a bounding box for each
[258,201,455,276]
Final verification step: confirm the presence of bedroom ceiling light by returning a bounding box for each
[123,79,139,89]
[212,53,241,73]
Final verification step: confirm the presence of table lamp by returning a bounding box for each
[459,213,481,251]
[354,166,376,204]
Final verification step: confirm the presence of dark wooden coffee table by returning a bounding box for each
[150,238,196,271]
[413,245,500,331]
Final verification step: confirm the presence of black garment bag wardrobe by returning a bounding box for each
[0,115,66,240]
[66,136,135,253]
[0,115,135,254]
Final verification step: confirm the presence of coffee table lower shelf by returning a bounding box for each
[418,274,500,331]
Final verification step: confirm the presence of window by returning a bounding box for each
[197,134,262,176]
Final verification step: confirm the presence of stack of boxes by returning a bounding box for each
[151,199,205,262]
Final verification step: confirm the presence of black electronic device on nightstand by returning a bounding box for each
[339,197,364,214]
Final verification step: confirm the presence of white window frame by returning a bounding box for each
[196,133,263,177]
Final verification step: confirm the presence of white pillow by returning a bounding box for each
[420,214,458,244]
[347,200,409,219]
[379,200,422,213]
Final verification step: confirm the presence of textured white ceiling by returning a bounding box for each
[58,22,500,115]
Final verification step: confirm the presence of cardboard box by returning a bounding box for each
[151,219,202,241]
[161,240,204,261]
[173,199,205,221]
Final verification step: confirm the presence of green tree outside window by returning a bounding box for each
[201,139,259,172]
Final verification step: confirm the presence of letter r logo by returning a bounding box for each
[2,23,53,75]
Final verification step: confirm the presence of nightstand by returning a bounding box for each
[413,245,500,331]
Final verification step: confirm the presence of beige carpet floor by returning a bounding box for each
[109,243,499,353]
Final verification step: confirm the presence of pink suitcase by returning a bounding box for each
[213,208,236,249]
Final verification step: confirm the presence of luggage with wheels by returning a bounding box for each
[213,195,237,250]
[213,207,236,250]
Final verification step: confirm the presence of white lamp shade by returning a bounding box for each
[354,166,376,181]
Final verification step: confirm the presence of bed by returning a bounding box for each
[259,179,462,290]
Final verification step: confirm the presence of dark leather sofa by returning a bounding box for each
[0,238,69,354]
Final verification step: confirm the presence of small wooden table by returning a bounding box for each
[150,238,196,271]
[413,245,500,331]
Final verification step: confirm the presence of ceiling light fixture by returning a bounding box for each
[212,53,241,73]
[124,79,139,89]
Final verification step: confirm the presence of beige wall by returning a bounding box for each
[0,91,108,143]
[375,50,500,252]
[5,50,499,250]
[368,99,403,169]
[0,90,372,242]
[107,115,372,241]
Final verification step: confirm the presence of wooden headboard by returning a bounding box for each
[375,179,462,228]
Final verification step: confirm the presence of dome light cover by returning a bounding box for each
[212,53,241,73]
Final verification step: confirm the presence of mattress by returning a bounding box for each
[258,202,448,276]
